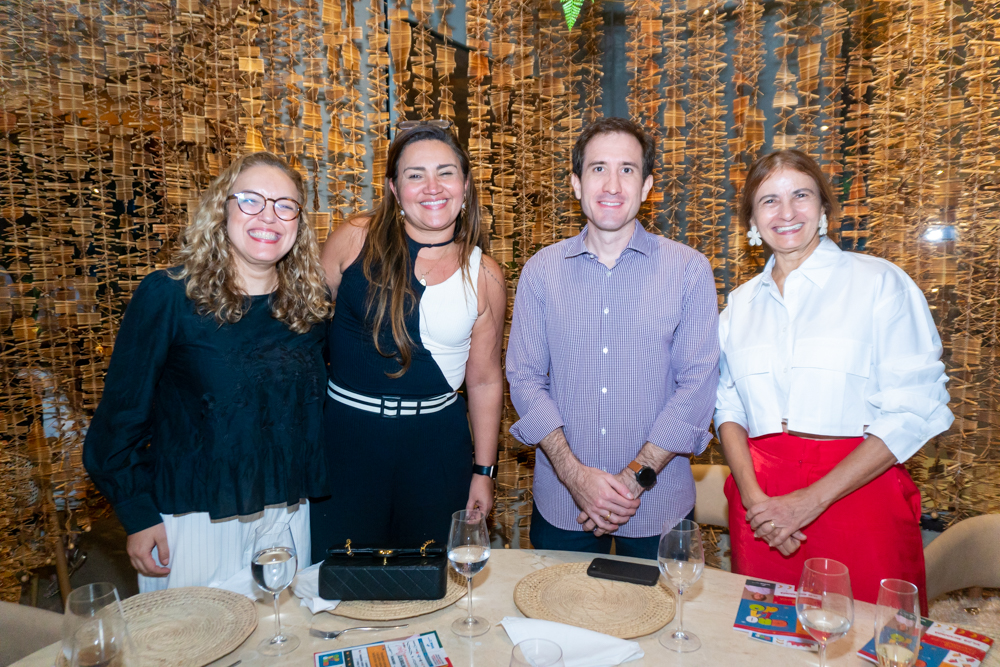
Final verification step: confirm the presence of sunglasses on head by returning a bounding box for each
[397,119,454,131]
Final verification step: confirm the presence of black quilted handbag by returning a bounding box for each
[318,540,448,601]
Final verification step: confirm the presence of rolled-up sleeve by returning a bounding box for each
[506,262,564,446]
[714,304,749,431]
[83,273,176,534]
[645,254,720,455]
[865,283,954,463]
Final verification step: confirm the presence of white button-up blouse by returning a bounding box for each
[714,237,953,463]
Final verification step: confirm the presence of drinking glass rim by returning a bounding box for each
[663,518,700,533]
[67,581,120,608]
[878,578,918,595]
[803,557,848,576]
[512,637,563,663]
[452,508,486,523]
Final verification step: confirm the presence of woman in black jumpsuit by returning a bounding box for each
[310,124,506,562]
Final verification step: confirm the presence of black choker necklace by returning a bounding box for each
[409,235,455,249]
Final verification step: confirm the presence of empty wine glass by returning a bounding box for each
[875,579,922,667]
[251,522,299,656]
[62,582,136,667]
[657,518,704,652]
[448,508,491,637]
[796,558,854,667]
[509,638,565,667]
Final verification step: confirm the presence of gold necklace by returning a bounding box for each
[418,246,450,287]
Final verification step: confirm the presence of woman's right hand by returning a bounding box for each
[126,523,171,577]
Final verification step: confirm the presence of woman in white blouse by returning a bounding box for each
[716,149,952,609]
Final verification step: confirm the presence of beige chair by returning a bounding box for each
[692,464,731,528]
[924,513,1000,601]
[0,601,63,667]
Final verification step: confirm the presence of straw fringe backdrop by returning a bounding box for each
[0,0,998,600]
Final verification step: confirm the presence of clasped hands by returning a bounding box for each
[745,487,824,556]
[566,465,643,537]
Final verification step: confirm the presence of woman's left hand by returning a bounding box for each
[746,488,821,550]
[467,475,495,516]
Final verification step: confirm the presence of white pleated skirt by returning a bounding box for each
[138,500,311,593]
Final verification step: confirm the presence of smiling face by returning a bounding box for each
[750,167,824,257]
[389,139,469,237]
[225,164,300,282]
[571,131,653,234]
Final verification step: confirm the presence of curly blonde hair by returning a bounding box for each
[173,152,332,333]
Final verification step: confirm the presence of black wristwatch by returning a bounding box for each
[472,463,498,479]
[627,460,657,490]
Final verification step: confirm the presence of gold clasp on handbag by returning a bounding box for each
[344,539,353,556]
[420,539,435,557]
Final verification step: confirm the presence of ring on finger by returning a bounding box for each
[768,520,776,530]
[605,512,612,522]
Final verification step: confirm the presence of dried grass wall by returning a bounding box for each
[1,0,997,600]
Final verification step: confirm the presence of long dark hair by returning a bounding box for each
[358,125,486,376]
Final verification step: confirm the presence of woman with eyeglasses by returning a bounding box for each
[309,123,506,561]
[84,152,332,591]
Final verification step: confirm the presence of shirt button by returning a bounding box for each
[589,254,595,259]
[603,347,608,354]
[603,307,609,315]
[601,387,607,394]
[782,367,789,373]
[606,271,611,277]
[601,428,606,435]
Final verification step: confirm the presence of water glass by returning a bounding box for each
[251,522,299,656]
[796,558,854,667]
[509,638,565,667]
[657,518,705,652]
[875,578,922,667]
[62,582,136,667]
[448,508,491,637]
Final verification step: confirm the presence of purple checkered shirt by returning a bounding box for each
[506,222,720,538]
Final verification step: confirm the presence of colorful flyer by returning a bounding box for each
[732,578,818,649]
[314,630,453,667]
[858,616,994,667]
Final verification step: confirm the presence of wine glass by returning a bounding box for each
[657,518,705,652]
[448,508,491,637]
[62,582,136,667]
[509,638,565,667]
[874,579,922,667]
[251,522,299,656]
[796,558,854,667]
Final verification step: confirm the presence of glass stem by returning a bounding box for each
[273,592,283,640]
[818,642,826,667]
[675,588,685,636]
[466,576,474,622]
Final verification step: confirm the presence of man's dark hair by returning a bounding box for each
[572,117,656,181]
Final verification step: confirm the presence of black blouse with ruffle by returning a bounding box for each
[83,269,328,534]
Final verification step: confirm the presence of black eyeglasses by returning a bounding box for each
[397,119,454,131]
[226,191,301,220]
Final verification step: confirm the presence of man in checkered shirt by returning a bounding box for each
[506,117,720,559]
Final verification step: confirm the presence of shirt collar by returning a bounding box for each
[750,236,843,300]
[563,221,656,259]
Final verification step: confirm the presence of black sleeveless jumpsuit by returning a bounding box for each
[309,236,474,562]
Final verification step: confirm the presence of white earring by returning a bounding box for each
[818,213,828,236]
[399,208,406,219]
[747,225,762,246]
[462,200,466,212]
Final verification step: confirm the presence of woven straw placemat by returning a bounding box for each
[513,562,675,639]
[329,571,466,621]
[120,587,257,667]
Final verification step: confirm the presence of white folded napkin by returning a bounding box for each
[500,617,644,667]
[289,562,340,613]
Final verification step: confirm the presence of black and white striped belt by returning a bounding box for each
[327,380,458,418]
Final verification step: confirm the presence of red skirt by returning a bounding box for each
[725,432,927,611]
